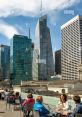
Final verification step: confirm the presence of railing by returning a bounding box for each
[75,114,82,117]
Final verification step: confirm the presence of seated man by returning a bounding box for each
[33,96,52,117]
[68,95,82,117]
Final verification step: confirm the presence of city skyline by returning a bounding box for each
[0,0,82,52]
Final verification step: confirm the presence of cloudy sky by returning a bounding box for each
[0,0,82,51]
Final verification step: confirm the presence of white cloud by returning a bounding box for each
[0,0,80,17]
[15,24,27,35]
[0,20,19,39]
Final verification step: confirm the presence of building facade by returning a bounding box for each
[55,50,61,75]
[11,34,33,84]
[33,15,54,80]
[61,15,82,80]
[78,64,82,80]
[0,45,10,80]
[32,49,39,80]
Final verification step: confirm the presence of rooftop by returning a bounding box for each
[61,15,82,29]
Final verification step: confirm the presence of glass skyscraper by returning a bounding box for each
[0,45,10,80]
[11,34,33,84]
[55,50,61,75]
[33,15,54,80]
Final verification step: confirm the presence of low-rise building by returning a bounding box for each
[48,85,69,94]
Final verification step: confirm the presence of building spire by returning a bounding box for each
[40,0,42,17]
[29,27,30,39]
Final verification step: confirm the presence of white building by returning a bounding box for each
[61,15,82,80]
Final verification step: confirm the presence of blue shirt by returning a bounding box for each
[33,102,50,116]
[73,103,82,114]
[68,103,82,117]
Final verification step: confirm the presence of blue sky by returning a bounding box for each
[0,0,82,52]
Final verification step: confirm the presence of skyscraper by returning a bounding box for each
[61,15,82,80]
[33,15,54,80]
[55,50,61,75]
[11,34,33,84]
[0,45,10,80]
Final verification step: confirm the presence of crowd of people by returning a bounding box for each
[0,89,82,117]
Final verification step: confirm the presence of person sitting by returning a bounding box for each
[69,95,82,117]
[33,96,51,117]
[22,93,35,117]
[55,94,70,117]
[57,94,70,111]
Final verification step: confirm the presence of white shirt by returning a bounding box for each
[57,101,70,111]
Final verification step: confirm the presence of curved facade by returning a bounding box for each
[33,15,54,80]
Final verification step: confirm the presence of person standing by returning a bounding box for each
[4,89,10,109]
[13,92,22,111]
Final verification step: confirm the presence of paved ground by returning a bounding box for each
[0,101,33,117]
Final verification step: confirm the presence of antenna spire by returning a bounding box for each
[40,0,42,16]
[29,27,30,39]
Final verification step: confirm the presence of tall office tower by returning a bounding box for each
[32,49,39,81]
[55,50,61,75]
[0,45,10,80]
[61,15,82,80]
[11,34,33,84]
[33,15,54,80]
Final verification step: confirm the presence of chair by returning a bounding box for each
[75,114,82,117]
[33,110,53,117]
[33,110,40,117]
[23,102,34,117]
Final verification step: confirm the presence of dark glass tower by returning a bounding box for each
[11,34,33,84]
[55,50,61,75]
[33,15,54,80]
[0,45,10,80]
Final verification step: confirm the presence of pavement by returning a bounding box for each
[0,100,33,117]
